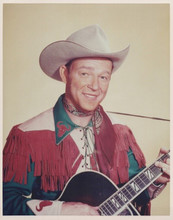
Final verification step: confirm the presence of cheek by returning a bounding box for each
[66,78,84,97]
[70,77,86,91]
[100,82,110,94]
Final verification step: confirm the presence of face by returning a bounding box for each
[60,57,113,113]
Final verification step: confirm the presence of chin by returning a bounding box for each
[81,104,99,113]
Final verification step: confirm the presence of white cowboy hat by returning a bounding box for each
[39,24,129,81]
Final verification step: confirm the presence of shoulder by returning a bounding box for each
[18,108,54,132]
[105,111,134,135]
[105,111,124,126]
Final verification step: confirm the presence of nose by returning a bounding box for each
[88,76,99,91]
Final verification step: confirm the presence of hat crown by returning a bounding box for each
[66,25,111,53]
[40,24,129,81]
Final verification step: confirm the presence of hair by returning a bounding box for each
[65,57,114,73]
[65,59,74,72]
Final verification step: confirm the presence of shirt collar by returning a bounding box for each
[53,94,92,145]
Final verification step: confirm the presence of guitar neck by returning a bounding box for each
[99,151,170,215]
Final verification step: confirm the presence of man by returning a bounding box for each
[3,25,170,215]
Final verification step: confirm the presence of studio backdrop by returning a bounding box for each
[3,3,170,215]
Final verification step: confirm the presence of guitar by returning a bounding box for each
[58,151,170,215]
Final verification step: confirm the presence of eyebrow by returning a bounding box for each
[78,66,94,70]
[78,66,111,74]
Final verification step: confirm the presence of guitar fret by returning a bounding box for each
[99,207,108,216]
[160,153,170,162]
[100,167,156,216]
[127,183,138,196]
[107,200,118,214]
[110,196,121,209]
[98,151,170,215]
[138,172,151,184]
[113,194,125,206]
[150,164,162,176]
[121,188,132,200]
[104,202,115,215]
[134,176,146,188]
[104,205,112,215]
[100,204,111,216]
[144,168,155,181]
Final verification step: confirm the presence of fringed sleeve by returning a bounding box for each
[112,124,151,215]
[113,124,146,168]
[106,124,146,185]
[3,125,81,192]
[3,125,32,185]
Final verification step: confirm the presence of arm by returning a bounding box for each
[3,126,36,215]
[154,148,170,184]
[147,148,170,200]
[3,162,35,215]
[3,182,34,215]
[129,147,170,203]
[128,149,150,205]
[3,126,99,215]
[3,161,65,215]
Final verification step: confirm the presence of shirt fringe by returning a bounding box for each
[3,122,146,192]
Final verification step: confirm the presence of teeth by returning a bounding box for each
[85,94,96,98]
[86,95,95,97]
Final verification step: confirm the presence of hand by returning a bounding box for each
[60,202,99,215]
[154,148,170,184]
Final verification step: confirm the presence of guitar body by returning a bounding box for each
[58,171,139,215]
[57,152,170,215]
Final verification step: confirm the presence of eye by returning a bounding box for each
[101,76,107,80]
[80,72,89,77]
[100,75,109,81]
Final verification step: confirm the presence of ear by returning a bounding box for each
[59,65,68,83]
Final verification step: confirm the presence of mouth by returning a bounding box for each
[83,93,99,100]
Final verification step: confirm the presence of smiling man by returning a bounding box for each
[61,58,112,113]
[3,25,170,215]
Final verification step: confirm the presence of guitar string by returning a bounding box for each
[83,143,170,214]
[99,178,145,214]
[98,152,170,215]
[101,154,169,215]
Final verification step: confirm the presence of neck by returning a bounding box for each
[65,109,93,127]
[63,95,95,126]
[63,95,94,117]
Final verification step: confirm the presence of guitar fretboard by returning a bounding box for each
[99,151,170,215]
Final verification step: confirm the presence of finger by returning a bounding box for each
[156,175,170,184]
[158,148,169,156]
[89,206,99,215]
[166,158,170,165]
[155,161,170,176]
[162,166,170,176]
[90,210,99,215]
[155,161,163,167]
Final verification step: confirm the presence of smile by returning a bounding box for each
[83,93,98,99]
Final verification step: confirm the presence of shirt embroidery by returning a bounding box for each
[53,94,103,145]
[56,121,71,137]
[36,201,53,212]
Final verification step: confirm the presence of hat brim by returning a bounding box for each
[39,40,130,81]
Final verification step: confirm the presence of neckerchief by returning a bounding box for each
[53,94,93,145]
[63,96,94,117]
[53,94,115,168]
